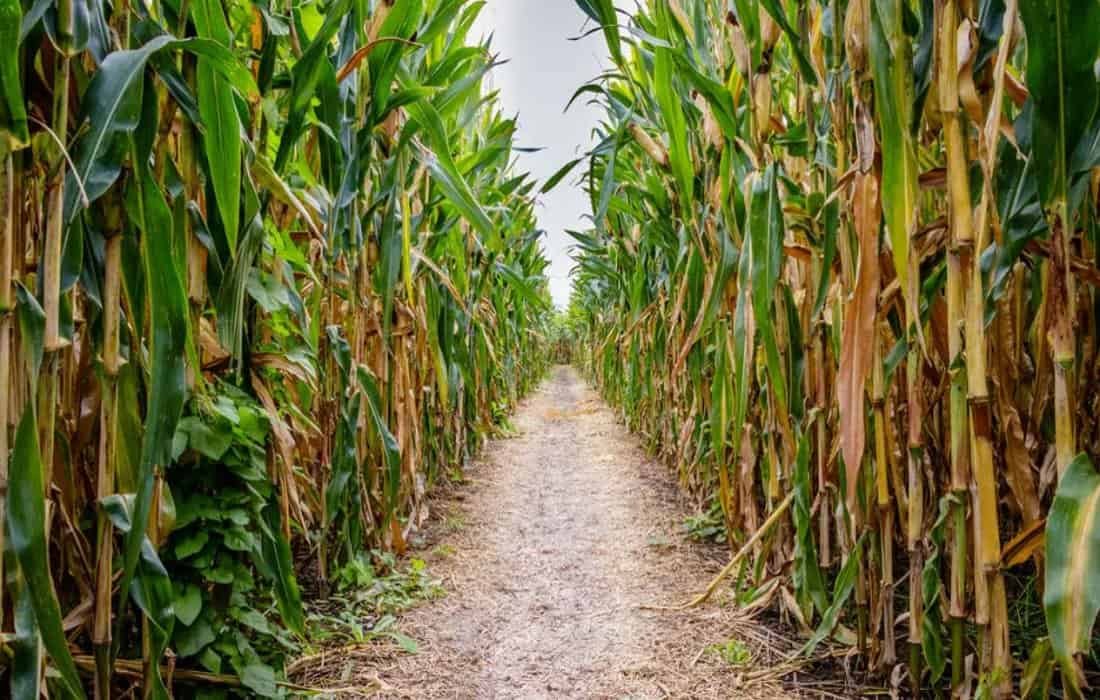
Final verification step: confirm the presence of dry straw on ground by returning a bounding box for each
[292,367,872,699]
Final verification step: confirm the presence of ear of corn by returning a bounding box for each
[568,0,1100,696]
[1,0,552,695]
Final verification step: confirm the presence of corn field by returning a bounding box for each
[0,0,552,695]
[567,0,1100,697]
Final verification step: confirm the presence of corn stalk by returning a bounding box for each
[568,0,1100,695]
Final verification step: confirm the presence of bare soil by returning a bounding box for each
[296,366,856,699]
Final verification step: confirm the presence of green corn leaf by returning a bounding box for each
[729,244,754,467]
[759,0,818,86]
[803,535,865,656]
[215,186,265,363]
[259,502,305,635]
[922,495,955,684]
[7,543,42,700]
[0,0,29,153]
[653,45,694,206]
[378,185,403,345]
[869,0,919,312]
[191,0,242,253]
[667,51,738,141]
[1044,453,1100,698]
[63,36,255,224]
[406,99,495,242]
[358,368,403,521]
[1018,0,1100,211]
[709,320,730,468]
[7,406,86,699]
[15,283,44,382]
[274,0,353,170]
[495,260,550,311]
[116,162,189,669]
[541,158,584,194]
[703,226,738,329]
[418,0,469,48]
[748,166,788,414]
[368,0,424,124]
[792,423,827,618]
[323,328,359,531]
[130,542,174,699]
[99,493,176,699]
[574,0,622,65]
[593,120,628,232]
[1021,638,1055,700]
[63,34,175,223]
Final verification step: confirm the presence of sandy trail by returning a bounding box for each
[305,366,806,699]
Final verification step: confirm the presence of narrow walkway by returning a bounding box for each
[318,366,802,699]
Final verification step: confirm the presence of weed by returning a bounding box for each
[303,554,444,656]
[432,544,457,559]
[707,639,752,667]
[444,511,467,533]
[682,500,727,544]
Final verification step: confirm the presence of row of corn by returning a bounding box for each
[566,0,1100,697]
[0,0,552,695]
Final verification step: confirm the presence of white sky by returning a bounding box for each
[472,1,623,308]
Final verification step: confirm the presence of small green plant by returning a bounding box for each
[432,544,457,559]
[682,500,727,544]
[332,552,444,610]
[446,466,468,483]
[490,399,511,426]
[332,555,376,591]
[707,639,752,667]
[443,511,467,533]
[306,611,418,654]
[305,554,443,656]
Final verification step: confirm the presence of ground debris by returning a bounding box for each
[291,368,868,699]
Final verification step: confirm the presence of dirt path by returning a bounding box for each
[305,366,812,699]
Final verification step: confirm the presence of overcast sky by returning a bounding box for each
[471,2,620,308]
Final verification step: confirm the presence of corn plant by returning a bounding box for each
[0,0,551,696]
[567,0,1100,696]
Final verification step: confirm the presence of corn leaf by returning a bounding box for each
[0,0,29,152]
[406,99,495,242]
[7,407,86,699]
[7,283,76,697]
[358,368,403,521]
[758,0,818,86]
[803,535,865,656]
[838,173,880,507]
[541,157,584,194]
[8,545,41,700]
[192,0,242,253]
[63,36,253,224]
[1044,453,1100,697]
[869,0,918,310]
[368,0,424,124]
[574,0,622,65]
[116,162,189,667]
[653,45,694,206]
[274,0,354,170]
[793,424,827,617]
[1018,0,1100,209]
[748,166,788,414]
